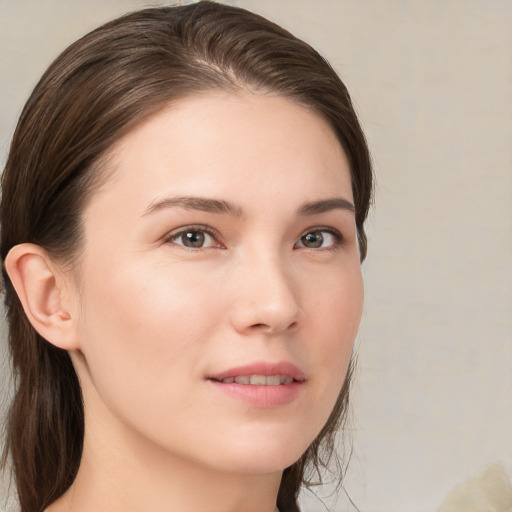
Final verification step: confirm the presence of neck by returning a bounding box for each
[47,399,282,512]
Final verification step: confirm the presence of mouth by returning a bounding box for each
[210,375,296,386]
[207,361,306,385]
[206,361,305,407]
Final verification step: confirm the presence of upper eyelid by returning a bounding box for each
[165,224,219,237]
[294,227,344,249]
[299,226,343,238]
[163,224,222,245]
[162,224,344,245]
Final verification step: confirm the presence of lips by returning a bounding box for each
[219,375,294,385]
[207,362,305,408]
[207,361,306,384]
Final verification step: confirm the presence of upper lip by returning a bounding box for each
[207,361,306,382]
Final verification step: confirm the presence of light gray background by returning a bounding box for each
[1,1,511,511]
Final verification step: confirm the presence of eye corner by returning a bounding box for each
[163,225,225,251]
[295,227,343,251]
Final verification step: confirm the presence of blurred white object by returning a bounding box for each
[437,462,512,512]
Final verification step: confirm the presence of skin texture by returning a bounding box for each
[7,91,364,512]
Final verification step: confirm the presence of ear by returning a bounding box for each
[4,243,80,351]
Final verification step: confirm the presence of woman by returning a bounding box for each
[0,2,372,511]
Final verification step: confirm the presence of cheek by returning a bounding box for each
[311,262,363,345]
[74,262,223,409]
[83,258,219,338]
[307,265,363,395]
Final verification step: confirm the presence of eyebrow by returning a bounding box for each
[143,195,355,218]
[144,196,245,218]
[297,197,355,216]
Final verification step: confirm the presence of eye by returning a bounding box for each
[295,229,341,250]
[166,226,222,249]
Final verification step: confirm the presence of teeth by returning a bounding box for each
[222,375,294,386]
[265,375,281,386]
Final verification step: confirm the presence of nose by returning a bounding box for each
[229,251,303,336]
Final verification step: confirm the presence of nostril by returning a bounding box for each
[249,320,299,333]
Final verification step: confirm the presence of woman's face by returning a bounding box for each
[69,91,363,474]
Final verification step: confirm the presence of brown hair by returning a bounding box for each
[0,2,372,511]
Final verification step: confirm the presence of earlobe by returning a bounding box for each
[4,243,80,351]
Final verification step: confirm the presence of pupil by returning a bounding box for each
[303,232,323,248]
[183,231,205,248]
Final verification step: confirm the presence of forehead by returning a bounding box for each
[85,91,352,220]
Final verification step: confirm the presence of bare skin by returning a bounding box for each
[8,91,363,512]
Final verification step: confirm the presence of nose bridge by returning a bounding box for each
[230,245,302,334]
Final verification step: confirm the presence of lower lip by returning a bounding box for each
[208,380,303,408]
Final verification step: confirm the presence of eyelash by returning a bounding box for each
[294,227,343,251]
[163,225,223,250]
[163,225,343,251]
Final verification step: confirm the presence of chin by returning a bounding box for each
[201,431,311,475]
